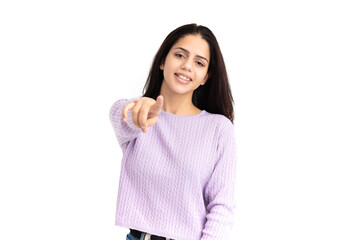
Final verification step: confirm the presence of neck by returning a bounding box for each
[160,87,200,116]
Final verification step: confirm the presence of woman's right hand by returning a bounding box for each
[122,95,164,133]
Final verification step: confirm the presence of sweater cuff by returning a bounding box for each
[124,109,142,132]
[119,97,142,132]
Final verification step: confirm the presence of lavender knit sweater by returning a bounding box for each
[109,98,237,240]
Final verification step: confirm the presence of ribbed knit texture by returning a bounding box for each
[109,98,237,240]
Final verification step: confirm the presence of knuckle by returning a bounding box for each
[139,108,148,116]
[132,108,139,114]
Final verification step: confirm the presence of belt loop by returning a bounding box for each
[143,233,151,240]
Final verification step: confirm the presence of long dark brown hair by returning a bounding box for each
[142,23,234,123]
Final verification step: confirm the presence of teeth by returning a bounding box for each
[177,74,191,81]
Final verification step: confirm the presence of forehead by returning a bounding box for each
[171,34,210,59]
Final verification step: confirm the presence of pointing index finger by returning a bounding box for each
[152,95,164,113]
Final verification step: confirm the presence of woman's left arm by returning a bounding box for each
[201,122,237,240]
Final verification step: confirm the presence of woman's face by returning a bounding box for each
[160,34,210,97]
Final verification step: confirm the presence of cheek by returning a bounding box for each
[196,69,208,80]
[163,66,175,81]
[163,59,176,73]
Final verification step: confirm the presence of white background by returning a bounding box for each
[0,0,359,239]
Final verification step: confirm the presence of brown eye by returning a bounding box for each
[196,61,205,67]
[175,53,184,58]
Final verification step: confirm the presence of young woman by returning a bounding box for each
[110,23,237,240]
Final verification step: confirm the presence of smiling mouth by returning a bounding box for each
[175,73,192,81]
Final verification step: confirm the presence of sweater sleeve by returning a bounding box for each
[109,98,142,152]
[201,121,237,240]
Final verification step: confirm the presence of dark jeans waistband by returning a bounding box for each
[129,229,172,240]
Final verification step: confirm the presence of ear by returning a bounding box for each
[200,73,210,85]
[160,60,165,70]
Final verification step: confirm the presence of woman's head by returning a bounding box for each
[143,23,234,123]
[160,34,210,100]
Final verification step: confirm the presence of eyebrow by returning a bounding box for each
[174,47,209,63]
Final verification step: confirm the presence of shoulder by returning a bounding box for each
[203,111,234,132]
[200,111,235,145]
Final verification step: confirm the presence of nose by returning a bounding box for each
[181,59,192,72]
